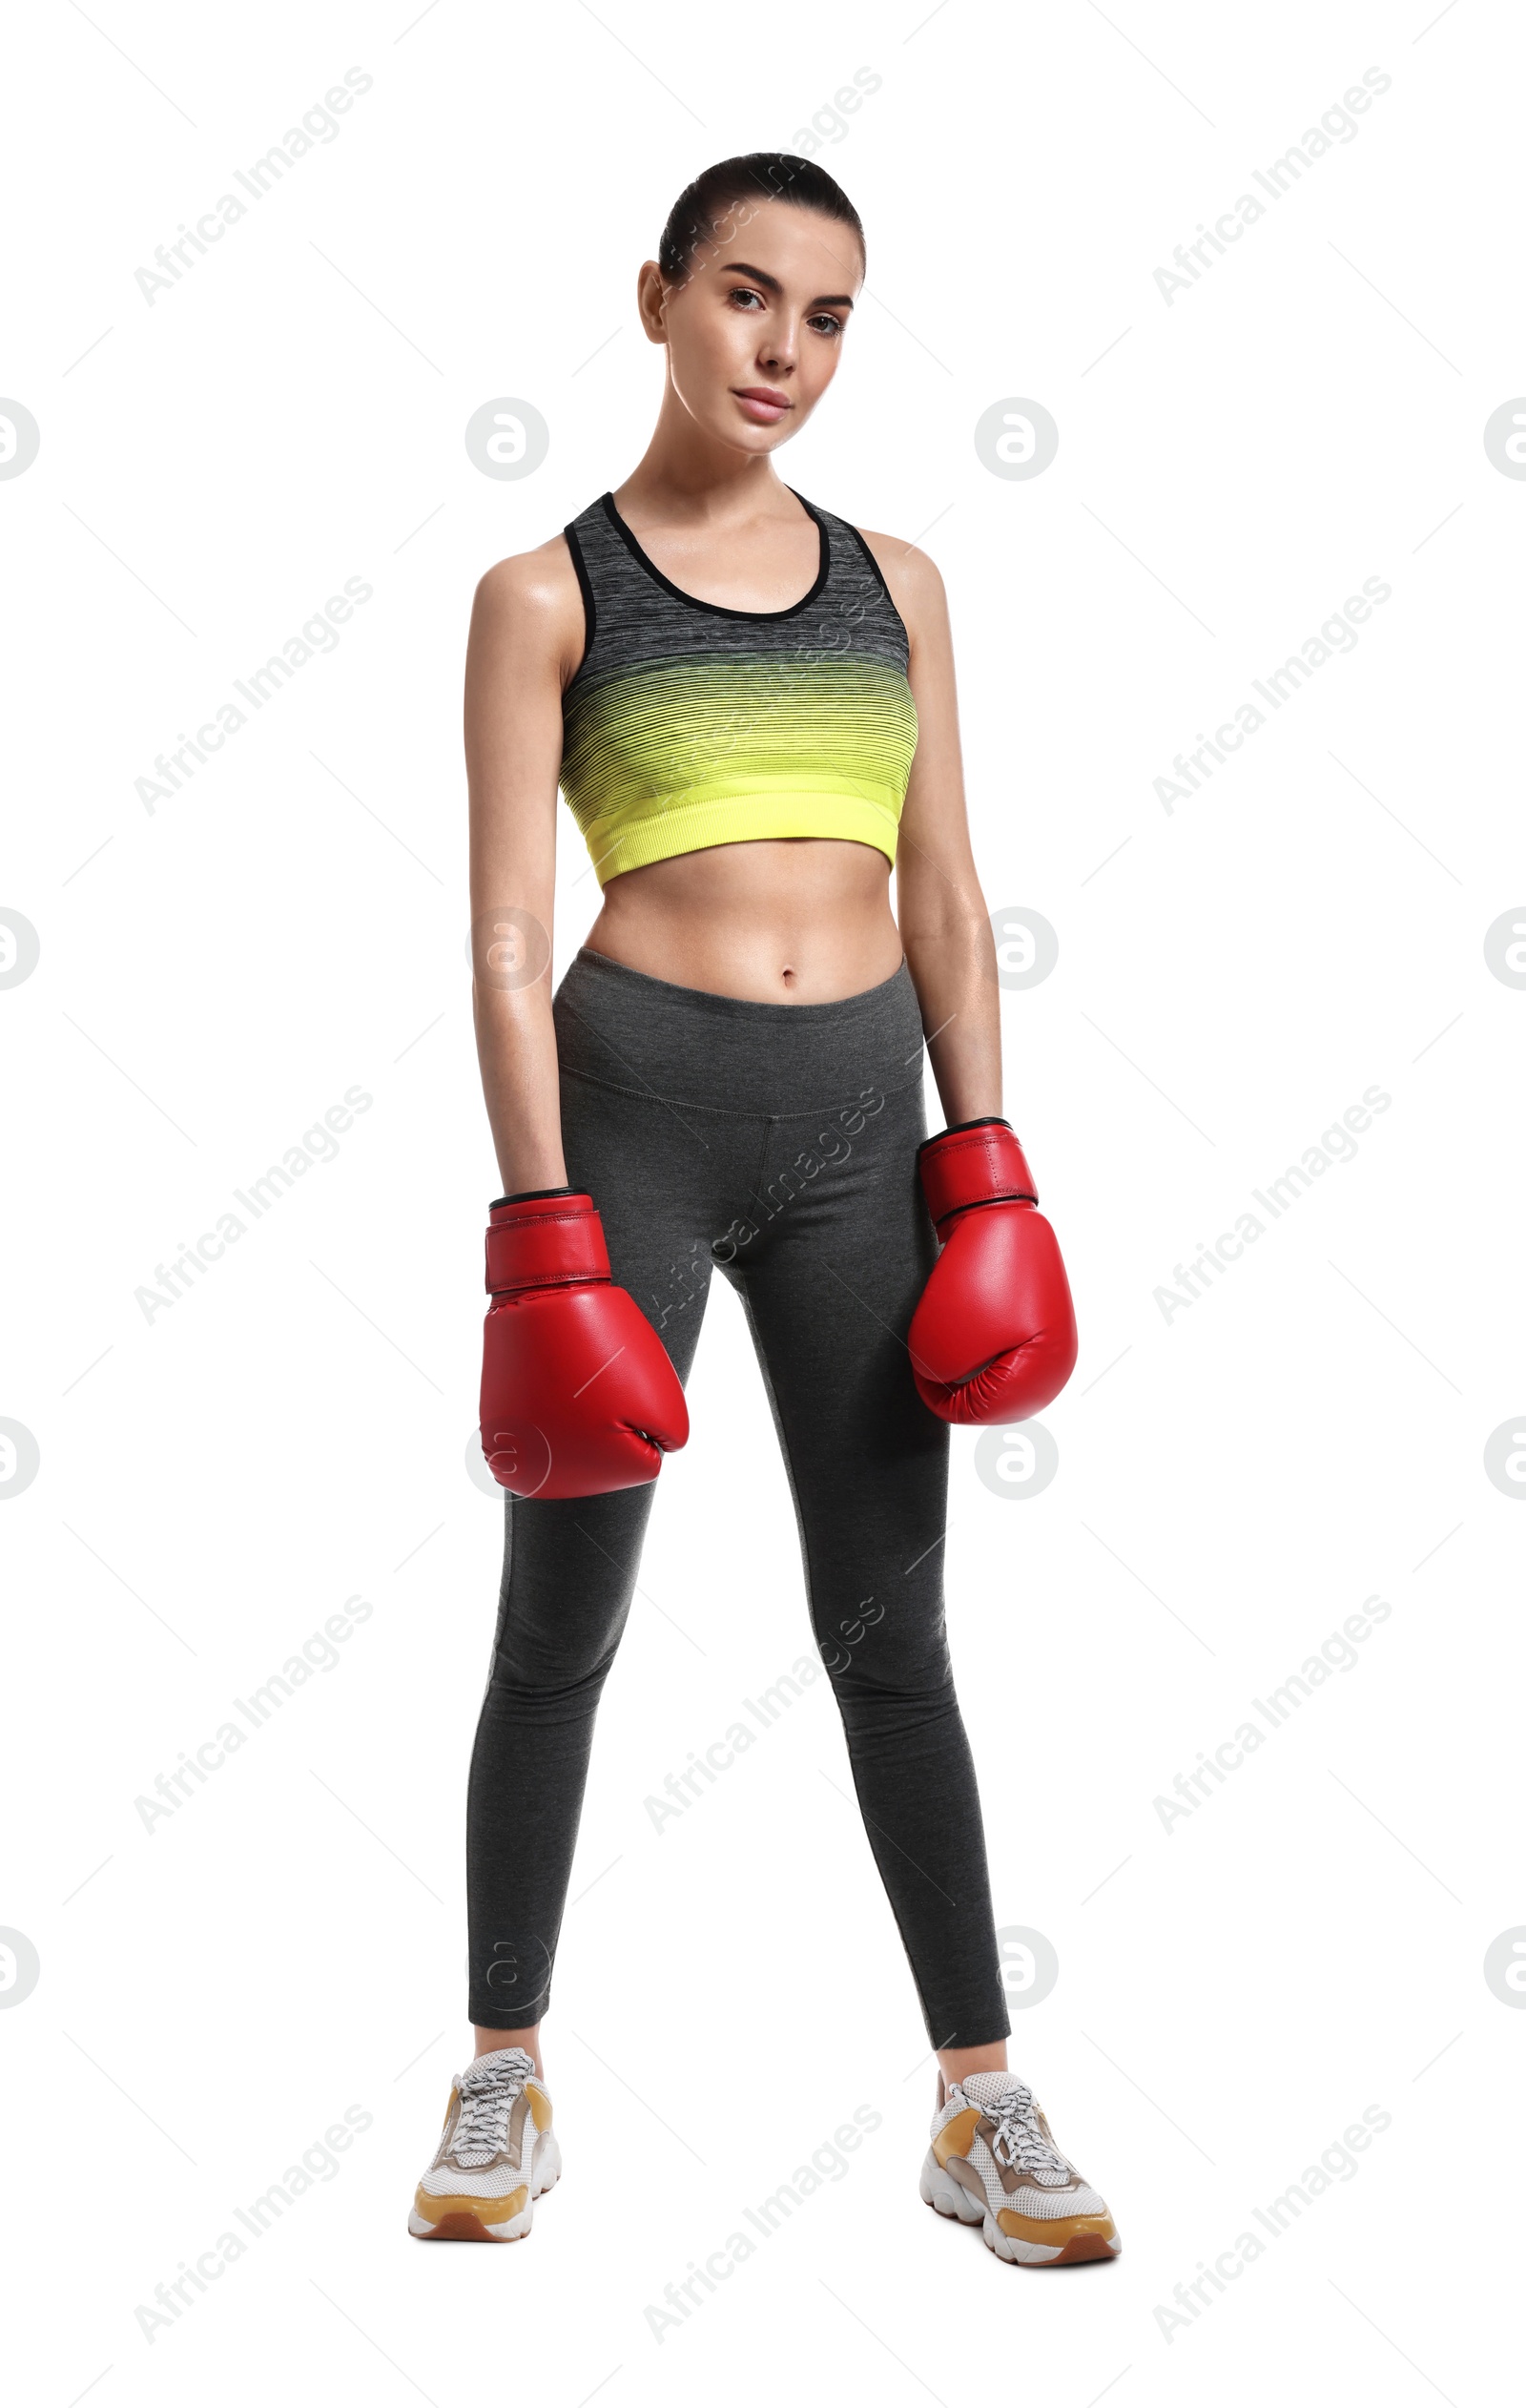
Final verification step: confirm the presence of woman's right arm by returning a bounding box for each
[464,542,585,1196]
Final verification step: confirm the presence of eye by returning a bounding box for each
[726,284,765,310]
[807,312,844,338]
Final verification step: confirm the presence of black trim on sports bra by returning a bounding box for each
[597,488,832,624]
[839,518,900,616]
[562,521,597,688]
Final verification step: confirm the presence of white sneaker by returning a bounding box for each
[919,2072,1120,2265]
[409,2045,561,2242]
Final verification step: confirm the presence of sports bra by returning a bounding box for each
[559,488,918,886]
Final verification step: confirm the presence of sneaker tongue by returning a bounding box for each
[958,2071,1025,2107]
[956,2075,1072,2185]
[464,2045,531,2088]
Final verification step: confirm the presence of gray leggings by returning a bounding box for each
[466,946,1011,2049]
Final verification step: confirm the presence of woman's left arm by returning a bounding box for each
[861,531,1001,1129]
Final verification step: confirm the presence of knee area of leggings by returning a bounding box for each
[484,1641,623,1706]
[811,1608,953,1681]
[819,1648,959,1709]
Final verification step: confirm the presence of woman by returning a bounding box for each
[409,154,1117,2270]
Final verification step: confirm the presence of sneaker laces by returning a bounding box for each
[976,2080,1072,2186]
[452,2047,534,2166]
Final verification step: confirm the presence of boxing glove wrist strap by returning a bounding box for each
[485,1193,610,1295]
[491,1185,577,1208]
[918,1118,1039,1230]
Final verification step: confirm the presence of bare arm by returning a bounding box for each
[862,531,1001,1128]
[464,540,584,1194]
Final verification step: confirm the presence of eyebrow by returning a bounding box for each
[718,260,856,309]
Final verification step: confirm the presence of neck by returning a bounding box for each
[617,386,795,526]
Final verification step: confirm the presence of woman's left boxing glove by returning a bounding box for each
[907,1118,1078,1424]
[480,1189,689,1498]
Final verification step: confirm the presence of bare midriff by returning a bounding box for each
[583,834,904,1005]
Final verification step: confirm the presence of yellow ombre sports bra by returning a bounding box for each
[559,489,918,886]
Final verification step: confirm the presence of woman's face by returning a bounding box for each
[639,199,864,454]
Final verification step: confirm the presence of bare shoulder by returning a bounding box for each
[470,529,585,677]
[853,526,950,647]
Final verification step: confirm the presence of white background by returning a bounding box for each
[3,1,1522,2400]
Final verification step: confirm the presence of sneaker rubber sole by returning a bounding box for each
[918,2145,1120,2266]
[409,2130,563,2242]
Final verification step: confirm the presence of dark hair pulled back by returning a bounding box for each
[657,153,865,287]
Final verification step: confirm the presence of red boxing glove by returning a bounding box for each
[908,1119,1078,1424]
[480,1190,689,1498]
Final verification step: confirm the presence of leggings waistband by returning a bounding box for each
[552,946,927,1119]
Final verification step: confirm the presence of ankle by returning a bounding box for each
[473,2024,543,2081]
[937,2045,1008,2110]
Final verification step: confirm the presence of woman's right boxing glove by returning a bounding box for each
[480,1189,689,1499]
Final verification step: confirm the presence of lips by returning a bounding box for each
[732,387,792,423]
